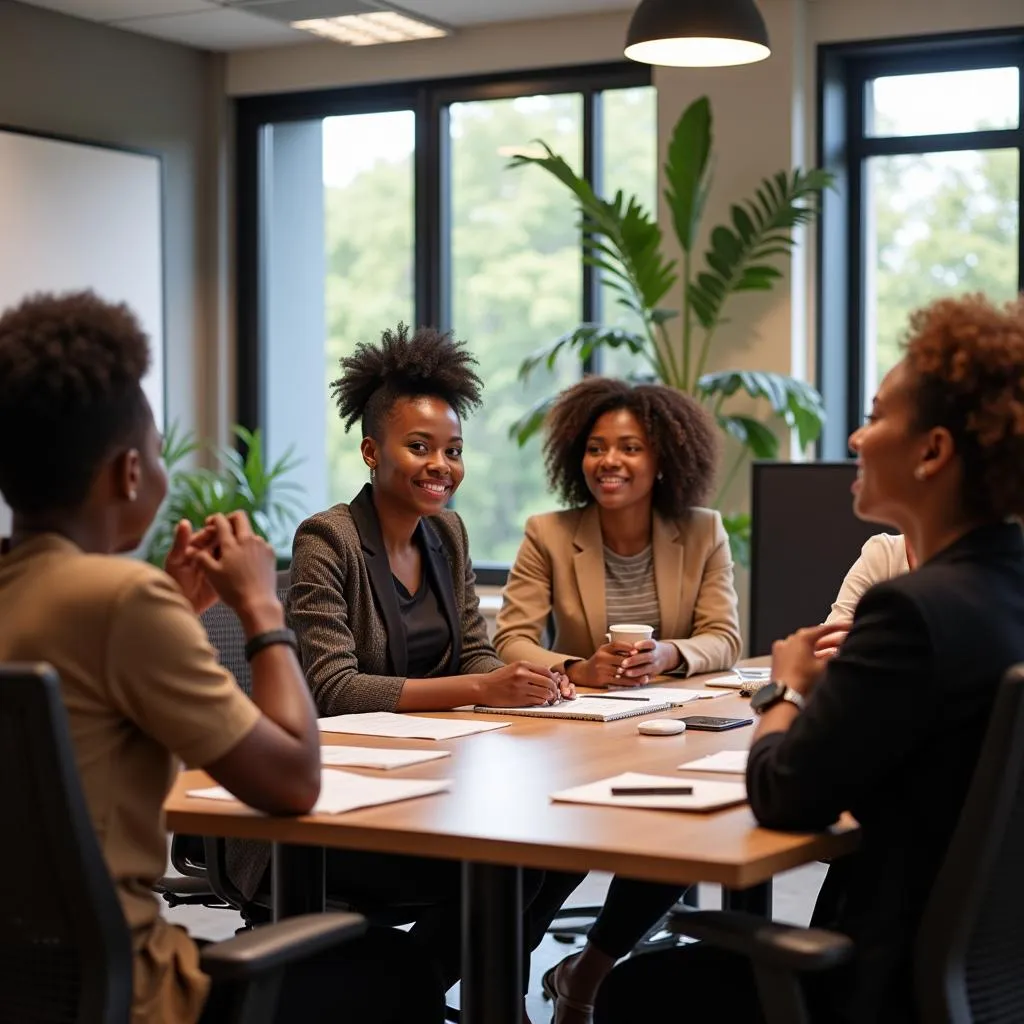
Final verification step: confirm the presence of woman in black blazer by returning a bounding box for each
[275,325,571,1003]
[554,295,1024,1024]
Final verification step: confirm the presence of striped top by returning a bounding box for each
[603,544,661,638]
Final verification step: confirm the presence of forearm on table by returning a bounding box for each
[395,675,485,711]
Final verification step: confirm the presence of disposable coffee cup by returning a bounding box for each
[606,623,655,647]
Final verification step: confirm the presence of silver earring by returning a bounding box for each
[914,466,927,481]
[656,471,664,481]
[128,490,138,502]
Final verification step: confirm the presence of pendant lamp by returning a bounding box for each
[624,0,771,68]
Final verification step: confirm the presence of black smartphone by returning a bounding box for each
[680,715,753,732]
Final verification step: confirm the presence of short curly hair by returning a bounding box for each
[0,291,151,515]
[330,323,484,438]
[903,294,1024,520]
[543,377,718,518]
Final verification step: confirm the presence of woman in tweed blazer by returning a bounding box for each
[234,325,571,999]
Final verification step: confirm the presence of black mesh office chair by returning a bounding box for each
[0,662,366,1024]
[156,572,292,911]
[667,664,1024,1024]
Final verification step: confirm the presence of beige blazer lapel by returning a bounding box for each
[653,513,684,638]
[572,506,608,652]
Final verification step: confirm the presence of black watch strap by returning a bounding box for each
[244,627,298,662]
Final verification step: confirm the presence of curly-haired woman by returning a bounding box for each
[592,294,1024,1023]
[494,377,741,685]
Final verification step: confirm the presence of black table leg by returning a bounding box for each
[462,862,522,1024]
[722,880,772,917]
[271,842,325,921]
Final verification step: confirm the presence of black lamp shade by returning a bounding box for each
[624,0,771,67]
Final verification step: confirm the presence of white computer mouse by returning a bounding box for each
[638,719,687,736]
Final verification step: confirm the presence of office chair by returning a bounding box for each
[0,662,366,1024]
[156,571,292,911]
[667,665,1024,1024]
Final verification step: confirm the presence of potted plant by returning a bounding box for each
[508,95,832,564]
[145,422,304,566]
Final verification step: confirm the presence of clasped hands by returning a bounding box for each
[567,639,681,688]
[163,513,278,618]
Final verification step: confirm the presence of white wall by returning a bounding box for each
[0,0,228,442]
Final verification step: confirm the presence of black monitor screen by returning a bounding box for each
[748,462,894,655]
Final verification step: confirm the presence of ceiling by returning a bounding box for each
[17,0,635,52]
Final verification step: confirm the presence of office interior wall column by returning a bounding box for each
[264,121,328,523]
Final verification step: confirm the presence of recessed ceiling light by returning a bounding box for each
[292,11,450,46]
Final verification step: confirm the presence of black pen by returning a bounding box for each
[611,785,694,796]
[578,694,653,702]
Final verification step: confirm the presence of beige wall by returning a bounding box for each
[0,0,229,442]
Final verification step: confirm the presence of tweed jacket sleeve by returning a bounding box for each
[287,510,407,715]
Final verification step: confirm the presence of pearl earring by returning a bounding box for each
[914,466,927,481]
[128,490,138,501]
[656,471,664,481]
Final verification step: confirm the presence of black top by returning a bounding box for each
[393,571,452,679]
[747,521,1024,1023]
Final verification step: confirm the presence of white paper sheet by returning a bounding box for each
[188,769,450,815]
[704,667,771,689]
[319,745,451,770]
[317,712,509,741]
[551,771,747,812]
[474,696,670,721]
[677,750,749,774]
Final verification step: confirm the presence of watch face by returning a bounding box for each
[750,680,784,712]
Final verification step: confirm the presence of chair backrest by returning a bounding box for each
[915,665,1024,1024]
[0,664,132,1024]
[749,461,895,654]
[199,570,291,697]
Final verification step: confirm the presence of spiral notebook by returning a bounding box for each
[472,696,671,722]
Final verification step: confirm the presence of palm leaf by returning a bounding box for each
[688,168,834,330]
[697,370,826,448]
[517,325,650,383]
[664,96,713,254]
[718,414,780,460]
[510,144,677,314]
[507,393,559,447]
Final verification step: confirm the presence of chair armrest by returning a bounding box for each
[200,912,367,983]
[668,909,854,973]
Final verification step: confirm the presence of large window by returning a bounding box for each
[817,33,1024,457]
[237,66,655,569]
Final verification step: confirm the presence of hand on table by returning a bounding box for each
[478,662,575,707]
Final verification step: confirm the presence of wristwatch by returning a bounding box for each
[749,680,806,715]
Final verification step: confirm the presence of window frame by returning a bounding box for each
[816,28,1024,458]
[235,62,652,581]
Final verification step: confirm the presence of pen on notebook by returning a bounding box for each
[610,785,694,796]
[577,694,653,702]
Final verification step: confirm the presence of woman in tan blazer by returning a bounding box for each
[495,377,742,1024]
[494,377,741,685]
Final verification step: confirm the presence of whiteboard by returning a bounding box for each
[0,127,164,535]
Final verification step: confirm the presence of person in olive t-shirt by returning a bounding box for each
[0,291,444,1024]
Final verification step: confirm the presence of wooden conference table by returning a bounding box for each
[165,665,859,1023]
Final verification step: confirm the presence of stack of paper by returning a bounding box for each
[677,750,749,774]
[188,768,450,815]
[704,667,771,689]
[551,771,747,812]
[474,695,669,722]
[319,745,451,770]
[317,712,509,741]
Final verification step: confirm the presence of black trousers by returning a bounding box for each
[259,851,576,991]
[199,925,447,1023]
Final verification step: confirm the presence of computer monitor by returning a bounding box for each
[748,461,895,655]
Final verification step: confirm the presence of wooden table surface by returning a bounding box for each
[165,670,859,890]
